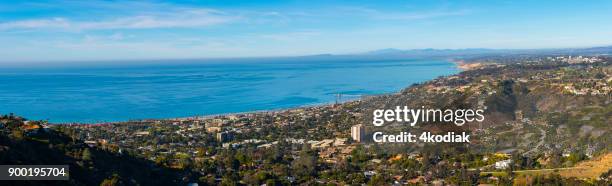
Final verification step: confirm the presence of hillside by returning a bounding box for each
[359,59,611,155]
[559,152,612,179]
[1,56,610,185]
[0,117,191,185]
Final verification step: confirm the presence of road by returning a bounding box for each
[481,167,581,174]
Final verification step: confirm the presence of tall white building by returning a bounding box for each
[351,124,365,142]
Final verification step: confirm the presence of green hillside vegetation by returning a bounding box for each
[0,115,191,186]
[1,56,610,185]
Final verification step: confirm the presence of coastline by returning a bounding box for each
[33,59,461,125]
[450,58,483,70]
[51,93,379,125]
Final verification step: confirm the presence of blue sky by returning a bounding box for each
[1,0,612,63]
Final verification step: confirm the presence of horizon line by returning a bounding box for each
[1,44,611,67]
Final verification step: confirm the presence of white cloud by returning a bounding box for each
[337,6,470,21]
[258,31,321,42]
[0,17,70,29]
[372,10,470,21]
[0,9,236,31]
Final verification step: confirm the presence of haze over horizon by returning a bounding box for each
[2,0,612,63]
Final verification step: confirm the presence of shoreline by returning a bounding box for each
[55,100,356,125]
[37,60,463,125]
[50,92,393,125]
[449,58,483,70]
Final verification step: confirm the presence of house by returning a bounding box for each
[363,171,376,178]
[407,176,425,184]
[134,131,150,136]
[311,139,334,148]
[206,126,221,133]
[495,159,512,169]
[84,140,97,147]
[333,138,347,146]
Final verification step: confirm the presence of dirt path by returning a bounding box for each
[481,153,612,179]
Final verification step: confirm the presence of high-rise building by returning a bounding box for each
[216,131,233,142]
[351,124,365,142]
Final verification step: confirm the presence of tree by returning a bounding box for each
[178,156,192,169]
[10,129,24,140]
[292,144,316,180]
[155,155,169,166]
[221,173,238,186]
[350,145,370,168]
[347,173,366,185]
[100,173,121,186]
[265,179,277,186]
[221,150,240,171]
[82,148,92,161]
[367,174,387,186]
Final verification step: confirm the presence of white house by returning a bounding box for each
[495,159,512,169]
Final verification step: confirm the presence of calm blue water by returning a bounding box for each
[0,59,458,123]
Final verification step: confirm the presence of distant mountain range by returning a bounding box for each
[6,45,611,69]
[202,46,612,63]
[284,46,612,62]
[364,48,504,55]
[360,46,612,58]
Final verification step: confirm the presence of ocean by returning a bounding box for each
[0,58,459,123]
